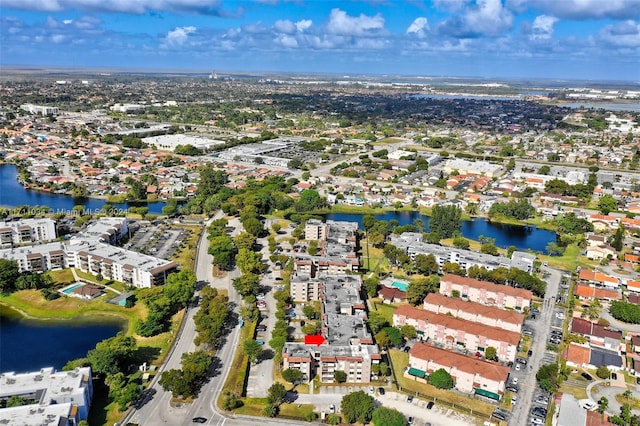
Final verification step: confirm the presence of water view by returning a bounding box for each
[0,164,168,215]
[325,211,556,253]
[0,305,125,373]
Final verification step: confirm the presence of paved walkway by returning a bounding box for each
[598,309,640,333]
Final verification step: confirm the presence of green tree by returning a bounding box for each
[236,248,266,274]
[243,339,263,364]
[536,363,560,393]
[6,396,27,408]
[282,368,304,387]
[302,305,318,320]
[452,236,470,249]
[263,404,278,417]
[87,334,136,375]
[221,390,243,411]
[610,301,640,324]
[598,194,618,215]
[400,325,416,340]
[485,346,497,361]
[0,258,20,292]
[597,396,609,416]
[159,369,191,397]
[232,273,261,297]
[334,370,347,383]
[596,365,610,379]
[341,390,375,424]
[364,277,380,298]
[429,368,454,389]
[414,253,439,275]
[242,217,263,236]
[267,382,287,405]
[234,232,256,251]
[406,275,440,306]
[371,407,405,426]
[379,327,403,348]
[367,312,389,334]
[429,205,462,239]
[611,225,625,252]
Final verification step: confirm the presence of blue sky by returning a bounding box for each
[1,0,639,81]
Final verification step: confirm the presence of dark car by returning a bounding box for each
[403,346,411,352]
[407,395,414,403]
[611,372,618,380]
[581,372,593,381]
[192,418,207,424]
[257,325,267,332]
[408,416,414,424]
[427,401,435,410]
[492,411,507,421]
[378,387,385,395]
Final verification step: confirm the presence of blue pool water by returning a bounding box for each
[61,283,85,294]
[392,281,408,291]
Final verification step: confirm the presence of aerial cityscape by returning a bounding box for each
[1,1,640,426]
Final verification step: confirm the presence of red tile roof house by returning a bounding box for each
[574,284,621,301]
[377,287,407,304]
[393,305,520,362]
[407,342,509,401]
[578,269,620,289]
[423,293,525,333]
[564,342,591,367]
[439,274,532,311]
[571,317,623,353]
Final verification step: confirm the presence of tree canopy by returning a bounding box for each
[429,368,454,389]
[429,205,462,239]
[341,391,375,424]
[371,407,406,426]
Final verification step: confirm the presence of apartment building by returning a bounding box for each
[283,273,381,383]
[0,218,177,288]
[390,233,535,274]
[407,342,509,400]
[0,218,57,246]
[0,367,92,421]
[393,305,520,362]
[439,274,532,311]
[423,293,525,333]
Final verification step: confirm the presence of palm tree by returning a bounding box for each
[597,396,608,418]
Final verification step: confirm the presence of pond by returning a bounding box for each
[325,211,556,253]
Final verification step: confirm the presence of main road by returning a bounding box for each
[124,213,306,426]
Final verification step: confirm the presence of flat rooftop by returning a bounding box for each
[0,367,90,403]
[0,402,76,426]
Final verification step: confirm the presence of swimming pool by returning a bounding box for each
[60,283,85,295]
[391,281,408,291]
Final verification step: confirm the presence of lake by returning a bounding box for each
[325,211,556,253]
[0,164,168,215]
[0,305,125,373]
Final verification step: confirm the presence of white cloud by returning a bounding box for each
[274,19,296,34]
[406,17,429,38]
[438,0,513,37]
[63,19,73,24]
[530,15,558,40]
[296,19,312,32]
[597,20,640,47]
[51,34,66,43]
[1,0,235,16]
[507,0,640,20]
[326,8,385,37]
[162,26,196,48]
[275,34,298,48]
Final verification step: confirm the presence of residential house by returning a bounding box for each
[439,274,532,311]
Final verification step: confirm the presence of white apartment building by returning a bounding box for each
[0,367,92,421]
[0,218,57,246]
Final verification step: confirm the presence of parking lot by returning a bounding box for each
[126,221,190,259]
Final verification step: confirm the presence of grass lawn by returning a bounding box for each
[219,321,256,400]
[0,289,144,332]
[45,268,75,284]
[559,373,589,400]
[370,299,399,323]
[615,392,640,410]
[362,242,390,273]
[372,137,405,145]
[538,244,580,272]
[233,397,316,419]
[388,349,494,417]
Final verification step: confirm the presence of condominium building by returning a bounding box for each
[0,218,177,288]
[390,233,536,274]
[0,218,57,246]
[423,293,525,333]
[439,274,532,311]
[406,343,509,400]
[283,273,381,383]
[393,305,520,362]
[0,367,92,421]
[0,403,81,426]
[20,104,59,115]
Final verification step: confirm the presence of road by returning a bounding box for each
[510,266,563,426]
[124,212,239,426]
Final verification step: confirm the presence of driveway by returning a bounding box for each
[588,379,640,417]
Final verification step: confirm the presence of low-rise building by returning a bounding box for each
[0,218,57,246]
[439,274,532,311]
[0,403,80,426]
[0,367,92,421]
[423,293,524,332]
[406,342,509,400]
[393,305,520,362]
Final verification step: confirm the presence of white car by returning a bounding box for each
[531,417,544,425]
[329,404,335,413]
[515,363,521,371]
[512,377,519,385]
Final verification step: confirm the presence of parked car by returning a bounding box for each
[192,418,207,424]
[329,404,335,413]
[492,411,506,421]
[426,401,434,410]
[378,387,385,395]
[257,325,267,332]
[256,339,265,345]
[581,372,593,381]
[408,416,414,424]
[407,395,414,403]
